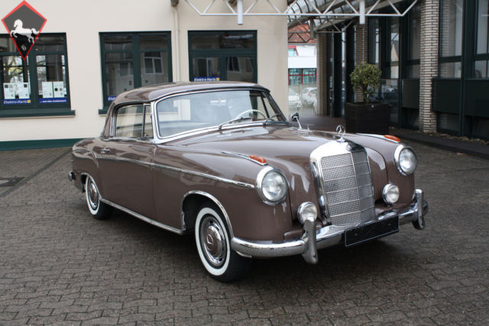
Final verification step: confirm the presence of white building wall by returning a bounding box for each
[0,0,288,143]
[288,44,317,69]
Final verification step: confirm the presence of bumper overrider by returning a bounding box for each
[231,189,428,264]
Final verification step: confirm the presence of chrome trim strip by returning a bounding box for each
[100,198,184,235]
[357,133,400,144]
[154,122,270,144]
[92,157,254,189]
[221,151,268,166]
[152,163,255,189]
[182,190,235,238]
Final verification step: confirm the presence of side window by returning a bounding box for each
[114,104,145,138]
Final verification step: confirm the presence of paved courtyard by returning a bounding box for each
[0,141,488,325]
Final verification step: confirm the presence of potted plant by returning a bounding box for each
[345,63,390,135]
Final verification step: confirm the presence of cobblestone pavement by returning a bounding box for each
[0,142,488,325]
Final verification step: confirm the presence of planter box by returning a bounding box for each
[345,102,390,135]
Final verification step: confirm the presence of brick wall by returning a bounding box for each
[355,22,369,103]
[419,0,439,133]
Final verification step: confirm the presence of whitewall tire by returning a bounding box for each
[84,175,112,220]
[195,205,251,282]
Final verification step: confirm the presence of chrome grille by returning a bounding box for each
[319,149,375,226]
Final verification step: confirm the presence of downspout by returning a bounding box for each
[172,0,181,81]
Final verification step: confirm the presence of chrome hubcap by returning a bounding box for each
[87,179,99,210]
[200,216,226,267]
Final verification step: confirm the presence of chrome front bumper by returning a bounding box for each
[231,189,428,264]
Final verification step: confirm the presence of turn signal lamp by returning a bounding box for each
[250,155,267,164]
[384,135,400,142]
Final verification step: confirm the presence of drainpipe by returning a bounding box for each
[172,0,181,81]
[237,0,243,25]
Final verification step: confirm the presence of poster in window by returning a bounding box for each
[42,81,53,98]
[53,81,64,98]
[18,83,29,99]
[3,83,16,99]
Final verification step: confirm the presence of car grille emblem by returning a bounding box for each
[336,125,346,142]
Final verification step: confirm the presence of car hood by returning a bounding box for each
[171,125,338,166]
[164,124,399,209]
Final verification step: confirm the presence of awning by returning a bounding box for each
[180,0,418,28]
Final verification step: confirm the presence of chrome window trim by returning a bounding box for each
[107,103,156,142]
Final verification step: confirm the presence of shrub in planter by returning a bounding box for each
[345,63,390,135]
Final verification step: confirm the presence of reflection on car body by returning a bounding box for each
[69,82,428,282]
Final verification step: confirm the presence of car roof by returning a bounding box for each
[112,81,269,106]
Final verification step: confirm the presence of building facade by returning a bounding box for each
[312,0,489,140]
[0,0,288,148]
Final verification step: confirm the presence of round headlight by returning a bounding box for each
[256,167,288,204]
[382,184,400,205]
[395,146,417,175]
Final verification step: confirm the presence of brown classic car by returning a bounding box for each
[69,82,428,282]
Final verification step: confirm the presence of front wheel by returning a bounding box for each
[195,205,251,282]
[85,175,112,220]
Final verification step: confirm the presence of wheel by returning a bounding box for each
[84,175,112,220]
[195,205,251,282]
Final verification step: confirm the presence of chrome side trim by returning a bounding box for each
[97,156,153,169]
[182,190,235,238]
[92,157,254,189]
[152,163,255,189]
[100,198,184,235]
[357,133,400,144]
[221,151,268,166]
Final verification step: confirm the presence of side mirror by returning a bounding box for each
[290,112,302,129]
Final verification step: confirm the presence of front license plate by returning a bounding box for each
[344,216,399,247]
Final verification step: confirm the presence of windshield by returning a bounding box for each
[156,90,286,138]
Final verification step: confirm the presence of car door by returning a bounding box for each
[97,103,156,219]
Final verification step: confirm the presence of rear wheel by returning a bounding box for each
[195,205,251,282]
[85,175,112,220]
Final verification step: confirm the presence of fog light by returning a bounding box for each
[297,202,317,224]
[383,184,399,205]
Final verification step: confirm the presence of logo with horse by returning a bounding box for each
[2,1,46,60]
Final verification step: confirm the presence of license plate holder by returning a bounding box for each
[344,216,399,247]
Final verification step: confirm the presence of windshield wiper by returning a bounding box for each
[263,114,289,126]
[218,116,253,130]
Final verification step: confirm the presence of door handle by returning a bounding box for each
[101,148,111,154]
